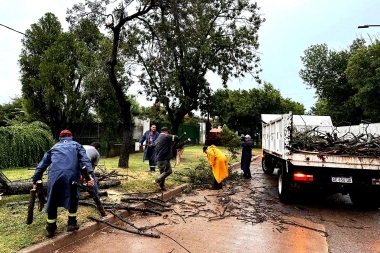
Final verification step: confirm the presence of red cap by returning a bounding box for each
[59,129,72,138]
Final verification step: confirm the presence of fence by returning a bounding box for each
[72,119,201,158]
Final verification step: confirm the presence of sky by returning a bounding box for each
[1,0,380,112]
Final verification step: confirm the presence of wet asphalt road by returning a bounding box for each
[251,159,380,253]
[27,158,380,253]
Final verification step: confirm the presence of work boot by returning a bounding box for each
[67,217,80,232]
[243,170,252,179]
[46,222,57,238]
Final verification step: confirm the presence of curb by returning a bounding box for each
[19,184,188,253]
[252,155,260,161]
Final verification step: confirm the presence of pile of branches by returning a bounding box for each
[80,196,173,238]
[289,126,380,157]
[95,168,131,182]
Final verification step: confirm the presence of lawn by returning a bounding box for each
[0,144,262,253]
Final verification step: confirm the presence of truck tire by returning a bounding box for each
[349,190,380,209]
[262,156,275,175]
[277,162,292,203]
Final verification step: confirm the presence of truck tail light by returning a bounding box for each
[293,173,314,182]
[372,178,380,185]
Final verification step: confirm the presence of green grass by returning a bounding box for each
[0,144,261,253]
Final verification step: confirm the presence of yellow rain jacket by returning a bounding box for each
[205,145,229,183]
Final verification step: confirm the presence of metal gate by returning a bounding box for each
[155,124,200,145]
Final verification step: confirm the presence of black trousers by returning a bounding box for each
[47,184,78,220]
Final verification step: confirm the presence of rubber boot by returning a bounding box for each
[67,216,80,232]
[243,170,252,179]
[46,222,57,238]
[244,170,252,179]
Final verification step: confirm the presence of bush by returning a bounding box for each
[173,159,215,185]
[0,122,54,169]
[218,125,241,160]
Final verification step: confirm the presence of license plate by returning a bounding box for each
[331,176,352,183]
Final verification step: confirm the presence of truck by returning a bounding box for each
[261,112,380,208]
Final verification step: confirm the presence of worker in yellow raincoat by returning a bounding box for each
[203,145,229,189]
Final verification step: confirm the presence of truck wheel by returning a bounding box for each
[349,190,380,209]
[277,162,292,203]
[262,156,275,175]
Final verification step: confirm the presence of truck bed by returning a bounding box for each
[263,148,380,170]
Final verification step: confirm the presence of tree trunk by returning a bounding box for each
[107,23,133,169]
[0,180,121,195]
[171,124,179,135]
[118,127,132,168]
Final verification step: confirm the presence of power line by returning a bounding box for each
[0,23,26,36]
[1,23,51,46]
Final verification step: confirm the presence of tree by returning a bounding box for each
[299,39,365,124]
[19,13,63,135]
[67,0,160,168]
[208,82,305,135]
[19,14,105,137]
[280,98,305,115]
[209,88,255,134]
[345,40,380,123]
[133,0,265,134]
[139,101,170,125]
[0,97,29,127]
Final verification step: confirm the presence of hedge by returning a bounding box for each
[0,122,54,169]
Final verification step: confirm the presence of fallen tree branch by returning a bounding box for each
[102,203,162,215]
[88,216,160,238]
[120,197,171,208]
[276,219,329,237]
[109,209,138,229]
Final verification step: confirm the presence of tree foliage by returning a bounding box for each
[345,40,380,122]
[0,122,54,169]
[132,0,265,134]
[299,39,366,125]
[19,13,63,134]
[0,97,29,127]
[139,101,170,126]
[208,83,305,135]
[19,13,106,137]
[218,125,241,160]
